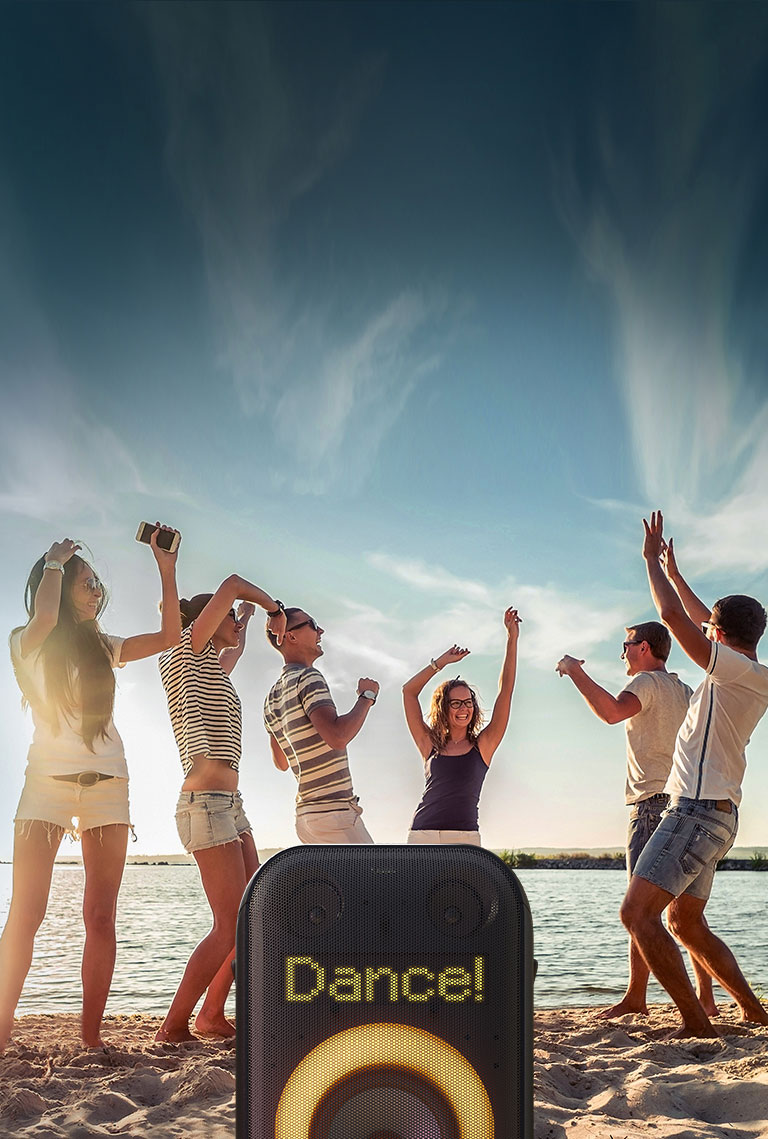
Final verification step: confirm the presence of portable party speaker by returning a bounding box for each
[236,844,534,1139]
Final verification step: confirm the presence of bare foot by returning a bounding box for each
[82,1037,107,1051]
[596,998,648,1020]
[739,1006,768,1026]
[665,1022,721,1040]
[155,1024,196,1043]
[698,1000,719,1018]
[194,1014,236,1039]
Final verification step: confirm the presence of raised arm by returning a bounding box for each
[661,537,710,626]
[477,608,521,763]
[402,646,470,759]
[220,602,254,675]
[643,511,711,669]
[19,539,81,656]
[190,574,286,653]
[121,526,182,662]
[555,655,641,723]
[309,678,380,750]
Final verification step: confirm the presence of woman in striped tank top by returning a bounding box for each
[156,576,286,1042]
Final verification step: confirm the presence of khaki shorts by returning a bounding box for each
[407,829,482,847]
[15,770,131,839]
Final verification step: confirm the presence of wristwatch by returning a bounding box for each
[43,560,65,574]
[360,689,377,704]
[266,600,285,618]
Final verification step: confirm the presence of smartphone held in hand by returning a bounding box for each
[135,522,181,553]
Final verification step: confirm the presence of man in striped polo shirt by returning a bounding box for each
[264,607,378,843]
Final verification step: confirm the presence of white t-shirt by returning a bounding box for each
[666,642,768,807]
[10,628,127,778]
[622,670,692,804]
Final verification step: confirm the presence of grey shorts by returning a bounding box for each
[632,796,738,901]
[175,790,252,853]
[626,793,669,878]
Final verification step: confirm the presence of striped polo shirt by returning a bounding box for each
[159,625,242,775]
[264,664,355,812]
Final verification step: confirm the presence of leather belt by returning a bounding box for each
[52,772,114,787]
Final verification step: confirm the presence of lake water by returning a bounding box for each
[0,865,765,1016]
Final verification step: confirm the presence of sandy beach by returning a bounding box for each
[1,1006,767,1137]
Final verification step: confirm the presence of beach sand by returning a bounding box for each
[1,1006,766,1137]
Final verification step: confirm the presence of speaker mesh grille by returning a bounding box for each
[236,845,533,1139]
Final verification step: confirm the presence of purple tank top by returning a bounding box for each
[410,745,488,832]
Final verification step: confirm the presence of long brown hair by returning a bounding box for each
[427,677,484,750]
[12,554,116,750]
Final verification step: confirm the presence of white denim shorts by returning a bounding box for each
[15,770,131,839]
[295,800,374,845]
[407,829,482,847]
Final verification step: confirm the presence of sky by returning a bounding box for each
[1,0,768,860]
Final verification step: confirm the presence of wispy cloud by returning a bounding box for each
[0,179,183,529]
[559,5,768,573]
[143,4,450,493]
[365,552,631,673]
[273,290,446,494]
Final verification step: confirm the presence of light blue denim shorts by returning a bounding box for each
[175,790,252,853]
[626,793,669,879]
[632,796,738,901]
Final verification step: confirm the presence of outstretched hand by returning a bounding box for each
[555,654,585,678]
[237,601,256,623]
[436,645,471,668]
[149,523,180,568]
[504,607,521,638]
[642,510,665,563]
[660,536,680,582]
[266,608,287,646]
[46,538,81,565]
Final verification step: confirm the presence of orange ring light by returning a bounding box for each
[275,1021,493,1139]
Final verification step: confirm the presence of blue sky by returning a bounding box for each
[1,1,768,859]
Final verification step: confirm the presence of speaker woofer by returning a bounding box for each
[275,1023,493,1139]
[310,1065,459,1139]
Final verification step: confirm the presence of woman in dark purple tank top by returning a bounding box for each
[403,607,521,845]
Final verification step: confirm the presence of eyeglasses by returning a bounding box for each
[448,698,474,710]
[287,617,319,633]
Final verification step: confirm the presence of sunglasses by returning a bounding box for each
[83,577,103,594]
[287,617,319,633]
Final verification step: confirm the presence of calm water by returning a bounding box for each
[0,865,765,1015]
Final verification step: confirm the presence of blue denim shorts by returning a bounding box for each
[626,793,669,878]
[632,796,738,901]
[175,790,252,853]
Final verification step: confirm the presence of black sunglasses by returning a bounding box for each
[287,617,319,633]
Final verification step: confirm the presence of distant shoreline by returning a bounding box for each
[3,849,765,870]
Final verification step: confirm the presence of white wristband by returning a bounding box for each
[429,658,440,672]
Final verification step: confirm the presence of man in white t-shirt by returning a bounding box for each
[557,621,703,1019]
[620,512,768,1037]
